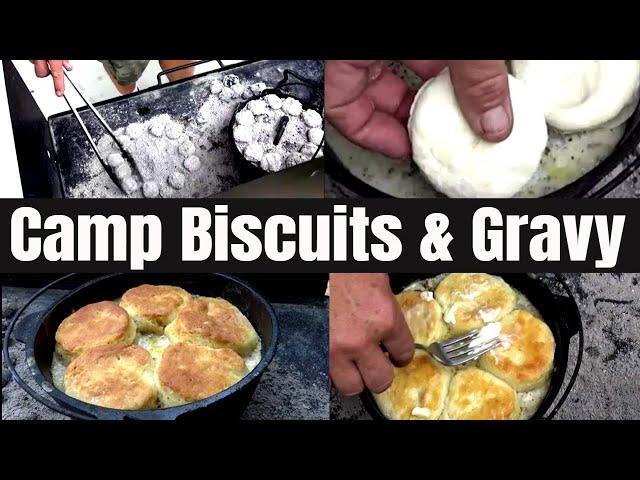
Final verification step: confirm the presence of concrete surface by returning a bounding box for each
[1,287,328,420]
[331,273,640,420]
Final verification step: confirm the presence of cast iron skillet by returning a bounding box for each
[230,70,325,173]
[360,273,584,420]
[326,93,640,198]
[2,273,279,420]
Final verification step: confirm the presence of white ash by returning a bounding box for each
[233,97,324,172]
[126,123,145,139]
[184,155,201,172]
[223,74,240,87]
[179,140,196,157]
[219,87,236,102]
[248,99,268,115]
[282,97,303,116]
[149,120,165,137]
[107,153,124,167]
[302,109,322,128]
[265,94,283,110]
[244,143,264,163]
[210,80,223,94]
[231,83,245,97]
[168,171,186,189]
[308,127,324,145]
[165,121,183,139]
[142,181,159,198]
[236,110,255,126]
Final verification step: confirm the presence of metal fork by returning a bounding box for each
[417,325,502,366]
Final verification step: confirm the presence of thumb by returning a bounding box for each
[448,60,513,142]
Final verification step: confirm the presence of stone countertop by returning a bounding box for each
[1,287,328,420]
[331,273,640,420]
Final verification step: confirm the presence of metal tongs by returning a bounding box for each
[61,70,141,193]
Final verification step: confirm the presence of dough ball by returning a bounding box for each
[512,60,640,132]
[122,176,139,194]
[219,87,235,102]
[302,109,322,128]
[223,74,240,87]
[179,140,196,157]
[234,125,253,143]
[184,155,201,172]
[244,143,264,163]
[107,153,124,167]
[265,94,283,110]
[231,83,245,97]
[408,68,548,198]
[168,171,186,190]
[282,97,303,116]
[261,152,284,172]
[300,142,318,159]
[125,123,144,139]
[117,135,132,149]
[142,181,160,198]
[250,82,267,95]
[210,79,223,95]
[115,163,132,179]
[98,136,116,156]
[165,122,183,140]
[248,99,268,115]
[149,121,165,137]
[236,109,255,126]
[308,127,324,145]
[242,87,254,99]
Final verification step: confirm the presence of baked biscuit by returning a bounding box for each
[55,301,135,361]
[396,291,447,346]
[156,342,247,407]
[479,309,555,391]
[120,284,192,334]
[435,273,517,334]
[64,344,158,410]
[165,297,259,356]
[374,351,453,420]
[444,367,520,420]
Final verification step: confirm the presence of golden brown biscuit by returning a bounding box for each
[64,344,158,410]
[435,273,517,334]
[374,351,453,420]
[120,284,192,334]
[55,301,135,361]
[165,297,259,356]
[479,309,555,391]
[444,367,520,420]
[156,342,247,407]
[396,291,447,346]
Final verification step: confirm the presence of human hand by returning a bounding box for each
[30,60,73,96]
[325,60,513,158]
[329,273,414,395]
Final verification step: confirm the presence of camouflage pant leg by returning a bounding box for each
[99,60,151,86]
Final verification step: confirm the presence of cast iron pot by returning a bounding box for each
[360,273,584,420]
[3,273,279,420]
[326,93,640,198]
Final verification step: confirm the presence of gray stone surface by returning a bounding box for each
[331,273,640,420]
[2,287,328,420]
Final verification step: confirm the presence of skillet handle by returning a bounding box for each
[544,274,585,419]
[2,273,97,420]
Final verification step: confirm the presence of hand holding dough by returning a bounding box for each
[408,68,548,198]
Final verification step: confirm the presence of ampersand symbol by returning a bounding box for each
[420,213,453,261]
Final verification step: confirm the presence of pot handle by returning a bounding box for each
[156,59,224,85]
[2,273,97,420]
[545,274,585,419]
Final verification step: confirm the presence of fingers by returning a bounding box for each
[48,60,66,96]
[355,346,394,393]
[62,60,73,71]
[381,300,415,367]
[448,60,513,142]
[330,358,364,397]
[32,60,49,78]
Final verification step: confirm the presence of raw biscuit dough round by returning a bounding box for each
[282,97,302,116]
[408,68,548,198]
[511,60,640,132]
[168,171,185,189]
[107,153,124,168]
[302,109,322,128]
[149,121,165,137]
[265,94,283,110]
[115,163,131,179]
[308,127,324,145]
[179,140,196,157]
[184,155,201,172]
[142,181,159,198]
[122,177,139,194]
